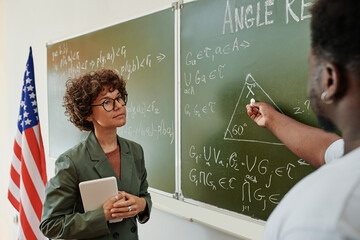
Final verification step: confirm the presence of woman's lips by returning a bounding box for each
[113,113,125,119]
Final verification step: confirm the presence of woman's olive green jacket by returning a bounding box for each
[40,132,151,240]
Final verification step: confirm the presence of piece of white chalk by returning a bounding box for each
[250,98,255,106]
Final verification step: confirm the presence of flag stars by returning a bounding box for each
[29,93,35,99]
[20,101,25,107]
[24,119,32,125]
[23,111,29,118]
[31,100,37,106]
[27,85,34,92]
[33,108,38,114]
[18,115,22,121]
[26,78,32,84]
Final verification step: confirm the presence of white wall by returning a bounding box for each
[0,0,14,239]
[1,0,262,239]
[140,208,241,240]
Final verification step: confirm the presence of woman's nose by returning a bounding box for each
[113,99,124,110]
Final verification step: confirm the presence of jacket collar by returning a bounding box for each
[85,132,134,192]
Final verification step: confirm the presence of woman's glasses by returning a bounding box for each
[91,94,128,112]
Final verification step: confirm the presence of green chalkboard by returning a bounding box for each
[47,8,175,194]
[181,0,316,220]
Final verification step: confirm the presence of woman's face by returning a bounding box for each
[88,86,127,131]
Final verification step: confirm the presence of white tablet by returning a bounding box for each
[79,176,118,212]
[79,176,122,222]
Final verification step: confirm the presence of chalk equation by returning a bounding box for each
[183,64,225,96]
[120,100,174,144]
[50,43,167,81]
[182,37,251,121]
[186,144,302,212]
[127,100,161,119]
[184,102,216,118]
[185,37,250,66]
[183,37,249,96]
[119,118,174,145]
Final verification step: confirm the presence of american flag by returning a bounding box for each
[8,47,48,240]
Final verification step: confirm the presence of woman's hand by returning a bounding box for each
[103,192,125,221]
[110,191,147,219]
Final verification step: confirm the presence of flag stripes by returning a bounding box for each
[8,47,47,240]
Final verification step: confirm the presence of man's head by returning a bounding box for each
[311,0,360,74]
[308,0,360,132]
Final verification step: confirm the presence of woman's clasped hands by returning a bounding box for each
[103,191,146,221]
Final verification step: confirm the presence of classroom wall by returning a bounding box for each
[1,0,243,239]
[0,0,14,239]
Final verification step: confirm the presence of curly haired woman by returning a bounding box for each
[40,69,151,240]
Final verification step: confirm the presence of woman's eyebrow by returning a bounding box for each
[99,93,121,101]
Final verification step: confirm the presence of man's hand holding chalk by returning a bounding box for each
[247,98,261,122]
[250,98,255,106]
[246,101,279,128]
[246,98,268,127]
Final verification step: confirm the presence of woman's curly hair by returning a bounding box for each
[63,69,127,131]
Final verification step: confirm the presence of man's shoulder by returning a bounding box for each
[325,139,344,164]
[266,159,360,239]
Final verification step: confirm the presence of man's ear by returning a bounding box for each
[323,62,344,100]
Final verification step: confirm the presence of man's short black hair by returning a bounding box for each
[311,0,360,74]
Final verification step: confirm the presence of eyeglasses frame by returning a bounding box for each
[91,93,128,112]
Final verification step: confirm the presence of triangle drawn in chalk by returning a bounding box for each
[224,73,284,145]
